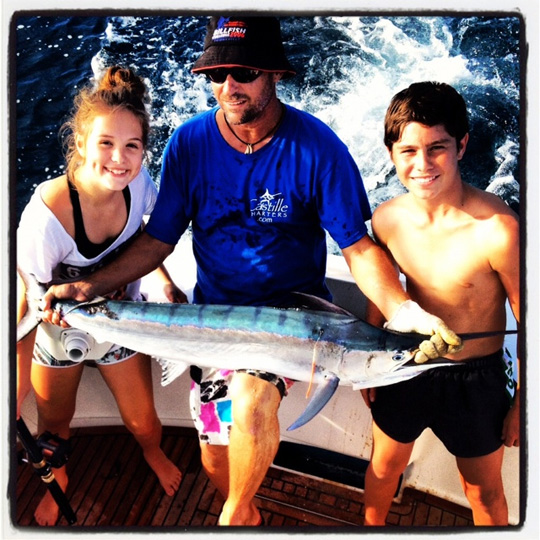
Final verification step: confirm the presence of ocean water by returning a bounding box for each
[13,14,522,232]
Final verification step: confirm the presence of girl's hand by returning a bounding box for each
[40,306,70,327]
[163,283,188,304]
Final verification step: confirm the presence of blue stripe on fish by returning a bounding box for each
[17,269,456,430]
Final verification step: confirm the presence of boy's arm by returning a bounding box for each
[489,213,520,447]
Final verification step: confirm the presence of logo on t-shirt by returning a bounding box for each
[250,189,289,223]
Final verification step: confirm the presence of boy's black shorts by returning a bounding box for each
[370,350,512,458]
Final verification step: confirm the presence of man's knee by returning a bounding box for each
[229,373,281,434]
[369,423,413,481]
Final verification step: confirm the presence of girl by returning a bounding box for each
[17,66,186,526]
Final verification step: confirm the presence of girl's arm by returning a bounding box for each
[152,264,189,304]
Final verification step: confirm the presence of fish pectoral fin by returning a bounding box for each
[287,374,339,431]
[155,358,190,386]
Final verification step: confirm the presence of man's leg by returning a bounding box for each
[200,443,230,498]
[363,421,415,526]
[218,372,281,526]
[456,446,508,525]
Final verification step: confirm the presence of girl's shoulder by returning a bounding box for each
[37,175,74,234]
[39,175,70,213]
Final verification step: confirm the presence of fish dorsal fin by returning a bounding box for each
[289,292,354,316]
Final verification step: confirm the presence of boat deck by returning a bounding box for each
[14,425,474,530]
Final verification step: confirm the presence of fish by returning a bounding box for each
[17,269,456,430]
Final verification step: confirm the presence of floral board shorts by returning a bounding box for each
[189,367,294,445]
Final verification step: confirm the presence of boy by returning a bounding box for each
[362,82,520,526]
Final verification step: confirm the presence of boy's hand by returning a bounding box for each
[384,300,463,363]
[360,387,376,408]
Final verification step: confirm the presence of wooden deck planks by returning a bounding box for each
[13,425,474,530]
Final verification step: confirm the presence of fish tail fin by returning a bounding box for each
[17,268,46,342]
[287,375,339,431]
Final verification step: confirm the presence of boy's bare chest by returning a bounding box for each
[388,224,491,292]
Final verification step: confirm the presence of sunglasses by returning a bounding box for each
[204,68,263,84]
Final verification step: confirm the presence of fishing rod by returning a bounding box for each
[16,417,76,525]
[459,329,518,341]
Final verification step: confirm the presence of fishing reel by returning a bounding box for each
[21,431,72,469]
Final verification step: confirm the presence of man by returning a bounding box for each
[362,81,520,526]
[43,18,461,526]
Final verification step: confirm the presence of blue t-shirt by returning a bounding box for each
[146,104,371,306]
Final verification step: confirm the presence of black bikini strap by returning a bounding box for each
[67,176,88,249]
[66,175,131,258]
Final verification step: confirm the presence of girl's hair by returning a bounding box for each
[384,81,469,150]
[61,66,150,177]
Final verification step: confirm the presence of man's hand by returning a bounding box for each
[40,281,95,326]
[384,300,463,363]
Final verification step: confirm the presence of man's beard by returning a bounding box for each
[223,78,275,126]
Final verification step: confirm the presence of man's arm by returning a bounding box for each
[345,234,403,408]
[342,234,408,321]
[351,235,396,407]
[42,232,175,313]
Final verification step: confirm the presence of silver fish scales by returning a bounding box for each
[17,270,453,430]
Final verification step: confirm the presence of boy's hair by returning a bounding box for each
[384,81,469,150]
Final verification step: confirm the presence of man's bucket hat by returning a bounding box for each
[192,16,296,78]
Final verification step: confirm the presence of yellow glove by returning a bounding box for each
[384,300,463,363]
